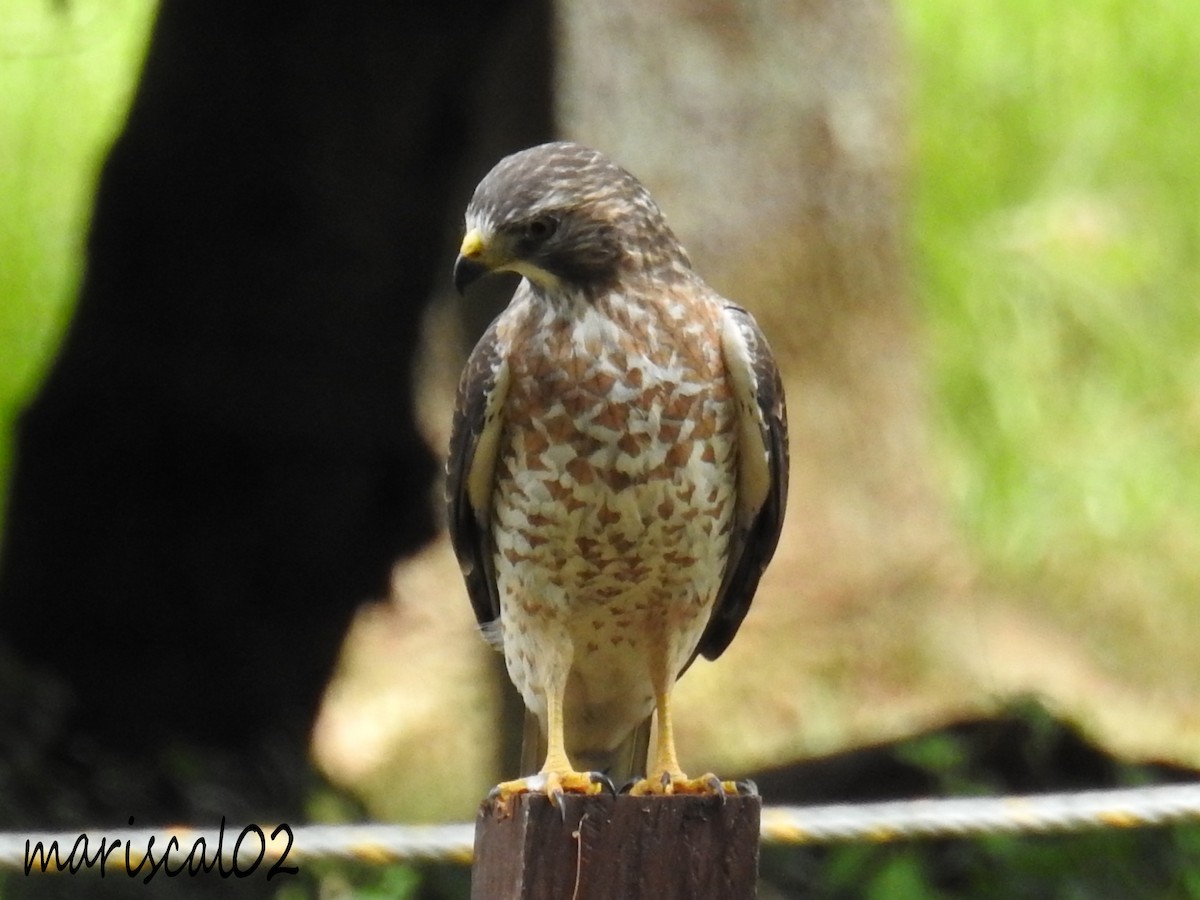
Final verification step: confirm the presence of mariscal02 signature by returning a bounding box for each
[22,817,298,883]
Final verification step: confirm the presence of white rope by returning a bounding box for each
[289,822,475,864]
[4,784,1198,872]
[760,783,1200,844]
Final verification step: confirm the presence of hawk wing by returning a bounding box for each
[695,302,790,661]
[446,317,511,633]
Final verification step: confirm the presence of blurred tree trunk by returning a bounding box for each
[557,0,962,765]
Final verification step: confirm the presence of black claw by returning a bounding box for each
[734,778,760,797]
[660,771,672,790]
[618,779,637,795]
[590,772,617,796]
[704,774,727,804]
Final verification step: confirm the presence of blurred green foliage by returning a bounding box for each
[761,823,1200,899]
[756,698,1200,898]
[278,859,472,900]
[787,722,1200,897]
[901,0,1200,645]
[0,0,156,529]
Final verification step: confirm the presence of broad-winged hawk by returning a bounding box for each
[447,141,788,801]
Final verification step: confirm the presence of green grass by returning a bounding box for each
[0,0,156,528]
[900,0,1200,681]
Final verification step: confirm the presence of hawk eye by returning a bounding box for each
[523,215,558,241]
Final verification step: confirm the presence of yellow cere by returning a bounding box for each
[460,229,485,259]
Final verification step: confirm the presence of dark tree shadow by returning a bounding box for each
[0,0,551,849]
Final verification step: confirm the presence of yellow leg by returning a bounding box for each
[629,690,739,797]
[490,686,606,808]
[540,690,574,774]
[647,690,686,783]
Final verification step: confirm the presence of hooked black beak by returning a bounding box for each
[453,254,490,295]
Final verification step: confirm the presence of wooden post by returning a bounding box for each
[471,792,761,899]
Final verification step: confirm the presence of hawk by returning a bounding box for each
[447,141,788,802]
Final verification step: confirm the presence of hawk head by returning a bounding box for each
[453,142,690,297]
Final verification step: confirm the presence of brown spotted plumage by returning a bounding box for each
[446,141,788,802]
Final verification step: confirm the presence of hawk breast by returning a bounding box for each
[491,292,737,616]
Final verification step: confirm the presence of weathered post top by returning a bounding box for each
[472,792,761,900]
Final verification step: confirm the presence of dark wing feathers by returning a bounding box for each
[445,318,509,629]
[695,303,789,662]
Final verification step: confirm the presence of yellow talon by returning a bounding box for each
[627,771,740,797]
[488,768,607,815]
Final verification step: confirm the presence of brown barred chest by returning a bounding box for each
[490,294,737,602]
